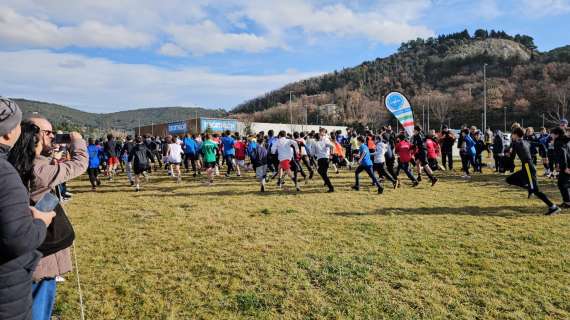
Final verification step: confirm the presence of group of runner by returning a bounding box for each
[85,120,570,215]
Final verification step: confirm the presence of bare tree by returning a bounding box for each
[430,93,453,129]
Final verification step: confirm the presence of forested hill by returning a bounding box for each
[14,99,227,133]
[232,29,570,130]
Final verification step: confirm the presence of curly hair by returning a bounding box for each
[7,120,40,190]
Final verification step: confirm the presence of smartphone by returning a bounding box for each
[54,133,71,144]
[34,192,60,212]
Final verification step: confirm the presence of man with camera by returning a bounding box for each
[28,116,87,320]
[0,99,55,320]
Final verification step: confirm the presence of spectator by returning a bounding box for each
[27,116,88,320]
[0,99,55,320]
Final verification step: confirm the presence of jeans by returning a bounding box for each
[355,164,381,188]
[396,161,417,182]
[32,278,56,320]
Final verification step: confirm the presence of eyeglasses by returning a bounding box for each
[0,99,16,121]
[41,130,55,136]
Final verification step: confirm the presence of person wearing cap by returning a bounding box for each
[0,98,56,320]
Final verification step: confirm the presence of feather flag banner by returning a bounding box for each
[385,92,415,136]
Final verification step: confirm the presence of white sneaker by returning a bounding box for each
[55,276,66,282]
[461,174,471,179]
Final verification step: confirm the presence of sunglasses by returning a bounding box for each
[41,130,55,136]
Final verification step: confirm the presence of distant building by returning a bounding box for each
[136,117,238,136]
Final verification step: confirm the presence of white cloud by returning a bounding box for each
[0,1,435,54]
[520,0,570,17]
[234,0,434,44]
[158,43,187,57]
[0,50,322,112]
[164,20,279,55]
[0,7,152,49]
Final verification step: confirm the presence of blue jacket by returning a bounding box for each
[182,137,199,155]
[464,135,476,156]
[87,144,102,169]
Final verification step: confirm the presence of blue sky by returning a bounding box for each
[0,0,569,113]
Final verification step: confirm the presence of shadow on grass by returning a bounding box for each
[333,205,550,217]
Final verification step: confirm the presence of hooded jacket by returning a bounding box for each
[0,144,47,320]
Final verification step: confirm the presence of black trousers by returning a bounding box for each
[506,163,553,207]
[317,158,334,190]
[87,168,99,188]
[184,154,198,172]
[355,164,381,188]
[558,172,570,203]
[373,162,396,184]
[441,150,453,170]
[461,153,477,175]
[493,154,503,172]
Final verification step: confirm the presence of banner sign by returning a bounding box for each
[200,118,237,132]
[168,121,188,134]
[385,92,415,136]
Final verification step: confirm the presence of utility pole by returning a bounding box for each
[542,113,545,128]
[151,122,154,136]
[483,63,488,131]
[289,91,293,125]
[138,119,141,136]
[427,92,431,132]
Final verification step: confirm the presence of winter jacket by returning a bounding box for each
[493,132,505,155]
[182,137,199,155]
[251,144,268,168]
[0,144,47,320]
[87,144,102,169]
[395,140,413,163]
[30,140,88,282]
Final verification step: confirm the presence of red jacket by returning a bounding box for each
[426,138,439,159]
[395,140,413,163]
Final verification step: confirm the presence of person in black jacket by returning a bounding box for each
[128,136,155,192]
[412,126,438,186]
[506,127,560,215]
[550,127,570,208]
[0,98,55,320]
[121,135,135,186]
[492,130,505,172]
[440,127,455,170]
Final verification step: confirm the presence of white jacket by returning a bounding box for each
[314,137,335,160]
[271,137,299,161]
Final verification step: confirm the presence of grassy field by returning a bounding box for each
[54,162,570,319]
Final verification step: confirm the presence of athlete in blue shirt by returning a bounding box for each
[352,136,383,194]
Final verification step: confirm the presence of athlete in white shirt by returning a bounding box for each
[270,131,300,191]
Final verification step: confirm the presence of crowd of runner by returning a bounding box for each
[84,119,570,216]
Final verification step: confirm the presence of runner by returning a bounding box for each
[270,130,300,191]
[128,136,155,192]
[121,135,135,186]
[506,127,560,215]
[87,138,103,191]
[395,134,419,186]
[352,136,383,194]
[201,133,218,186]
[221,130,238,177]
[167,136,183,183]
[412,126,438,186]
[250,136,268,192]
[182,133,200,177]
[104,133,119,180]
[314,129,336,192]
[373,135,399,189]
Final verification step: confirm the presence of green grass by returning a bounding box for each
[55,163,570,319]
